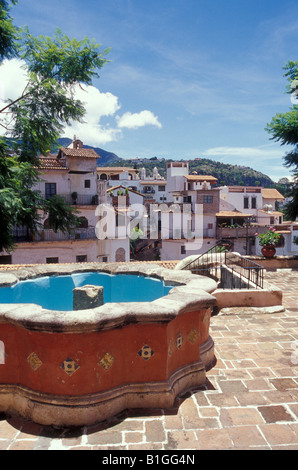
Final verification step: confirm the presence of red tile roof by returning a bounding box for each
[185,175,218,183]
[97,167,137,172]
[37,157,68,170]
[59,147,100,159]
[262,188,285,200]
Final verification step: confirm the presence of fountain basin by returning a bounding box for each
[0,263,217,427]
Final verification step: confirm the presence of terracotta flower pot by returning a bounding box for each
[261,245,276,258]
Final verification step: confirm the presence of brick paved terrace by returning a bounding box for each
[0,269,297,451]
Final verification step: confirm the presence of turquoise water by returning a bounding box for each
[0,272,173,311]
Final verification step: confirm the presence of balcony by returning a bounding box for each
[12,227,97,243]
[43,193,99,206]
[142,189,155,195]
[216,226,257,239]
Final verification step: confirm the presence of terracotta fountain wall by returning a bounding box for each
[0,263,217,427]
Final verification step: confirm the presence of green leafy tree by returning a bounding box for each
[0,1,110,251]
[266,60,298,220]
[0,0,18,60]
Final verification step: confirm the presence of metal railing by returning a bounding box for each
[42,194,99,206]
[224,252,264,289]
[181,242,264,289]
[12,227,97,243]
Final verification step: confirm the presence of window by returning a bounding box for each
[183,196,192,203]
[116,213,126,227]
[76,255,87,262]
[181,246,186,254]
[251,197,257,209]
[46,257,59,264]
[208,223,213,229]
[244,197,249,209]
[203,195,213,204]
[115,247,126,262]
[84,179,91,188]
[144,186,154,194]
[45,183,56,199]
[276,235,285,248]
[158,185,166,191]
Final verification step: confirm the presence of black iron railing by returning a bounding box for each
[181,242,264,289]
[224,252,264,289]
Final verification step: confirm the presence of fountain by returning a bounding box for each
[0,263,217,427]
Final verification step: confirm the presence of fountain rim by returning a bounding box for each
[0,262,217,334]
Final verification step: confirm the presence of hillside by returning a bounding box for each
[104,156,275,188]
[57,138,275,187]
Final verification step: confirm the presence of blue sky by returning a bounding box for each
[3,0,298,181]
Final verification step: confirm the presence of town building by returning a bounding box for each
[0,138,130,265]
[160,162,220,260]
[158,162,298,260]
[97,165,167,203]
[1,143,298,266]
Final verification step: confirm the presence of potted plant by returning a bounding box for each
[255,227,280,258]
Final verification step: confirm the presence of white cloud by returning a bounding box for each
[0,59,28,103]
[202,145,283,160]
[201,144,292,182]
[116,110,162,129]
[73,85,121,120]
[62,84,122,146]
[0,59,161,146]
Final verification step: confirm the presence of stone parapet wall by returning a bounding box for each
[246,255,298,271]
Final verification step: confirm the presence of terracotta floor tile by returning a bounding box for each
[195,428,233,450]
[227,425,267,448]
[258,405,295,423]
[219,407,264,427]
[259,423,298,446]
[165,430,200,450]
[145,420,166,443]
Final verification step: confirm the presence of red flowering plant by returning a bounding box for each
[255,227,280,246]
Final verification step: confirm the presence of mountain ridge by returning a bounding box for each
[57,138,276,188]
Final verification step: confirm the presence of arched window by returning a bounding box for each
[115,247,126,262]
[100,174,108,180]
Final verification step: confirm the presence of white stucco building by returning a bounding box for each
[2,143,298,266]
[160,162,220,260]
[0,138,130,265]
[97,165,167,203]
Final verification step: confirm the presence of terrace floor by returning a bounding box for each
[0,268,297,450]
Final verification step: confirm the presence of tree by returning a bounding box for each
[0,0,18,60]
[0,1,110,251]
[266,60,298,220]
